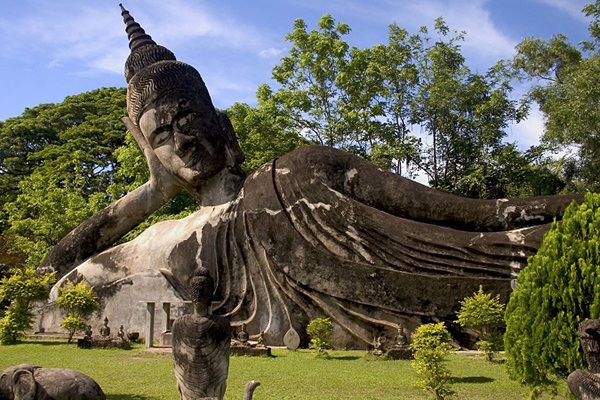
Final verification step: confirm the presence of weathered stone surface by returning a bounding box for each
[38,145,581,347]
[568,320,600,399]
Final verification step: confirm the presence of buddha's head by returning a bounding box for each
[120,5,244,194]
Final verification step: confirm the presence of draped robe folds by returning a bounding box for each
[44,146,582,348]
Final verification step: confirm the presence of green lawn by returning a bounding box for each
[0,340,571,399]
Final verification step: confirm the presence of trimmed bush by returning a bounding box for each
[457,286,505,361]
[410,322,454,399]
[307,317,333,357]
[505,193,600,388]
[0,268,55,344]
[57,280,99,343]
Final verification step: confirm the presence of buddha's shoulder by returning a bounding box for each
[247,145,367,180]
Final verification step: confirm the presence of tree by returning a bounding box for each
[509,2,600,191]
[225,99,309,174]
[411,19,527,194]
[269,14,354,149]
[0,88,129,268]
[0,268,55,344]
[259,14,540,198]
[306,317,334,357]
[505,193,600,390]
[56,280,99,343]
[410,322,455,399]
[456,286,505,361]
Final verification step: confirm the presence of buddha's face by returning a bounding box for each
[138,95,228,188]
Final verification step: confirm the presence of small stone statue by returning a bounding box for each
[387,324,413,360]
[85,325,93,339]
[237,324,249,345]
[372,336,386,356]
[117,325,125,341]
[172,267,231,400]
[257,331,266,347]
[568,319,600,399]
[394,325,410,347]
[100,317,110,337]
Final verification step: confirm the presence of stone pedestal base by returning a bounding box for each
[386,347,413,360]
[230,345,272,357]
[77,337,131,350]
[160,331,172,347]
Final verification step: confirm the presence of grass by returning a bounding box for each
[0,340,571,399]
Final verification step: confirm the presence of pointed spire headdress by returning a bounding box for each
[120,4,213,124]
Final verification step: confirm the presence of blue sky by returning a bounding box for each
[0,0,593,150]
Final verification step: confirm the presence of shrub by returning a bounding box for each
[456,286,505,361]
[56,280,99,343]
[505,193,600,389]
[410,322,455,399]
[0,268,55,344]
[307,317,333,357]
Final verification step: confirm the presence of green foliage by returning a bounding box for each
[225,101,310,174]
[410,322,455,399]
[0,303,32,345]
[60,316,88,342]
[0,88,129,268]
[0,268,55,344]
[505,193,600,389]
[509,3,600,191]
[57,280,99,342]
[456,286,505,361]
[306,317,334,357]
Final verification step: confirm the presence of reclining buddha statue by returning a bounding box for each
[35,5,582,348]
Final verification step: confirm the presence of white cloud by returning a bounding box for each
[401,0,516,61]
[534,0,589,21]
[507,106,545,149]
[259,47,285,58]
[289,0,516,67]
[0,1,266,76]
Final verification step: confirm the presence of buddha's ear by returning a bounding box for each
[218,113,245,165]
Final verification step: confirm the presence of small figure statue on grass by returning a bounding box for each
[372,336,386,357]
[84,325,93,339]
[387,324,413,360]
[99,317,110,337]
[236,324,250,347]
[117,325,126,341]
[172,267,231,400]
[256,331,266,349]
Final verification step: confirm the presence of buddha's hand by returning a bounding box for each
[121,116,183,198]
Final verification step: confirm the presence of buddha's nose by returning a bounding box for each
[174,131,196,155]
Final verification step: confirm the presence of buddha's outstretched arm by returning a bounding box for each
[279,146,583,232]
[37,117,183,279]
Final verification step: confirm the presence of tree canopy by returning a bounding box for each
[254,14,563,198]
[509,0,600,191]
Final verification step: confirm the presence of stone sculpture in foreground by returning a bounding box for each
[0,364,106,400]
[172,267,231,400]
[36,4,583,348]
[568,319,600,399]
